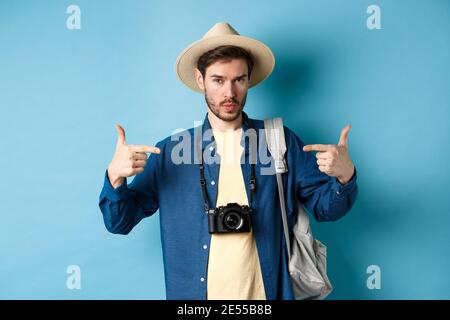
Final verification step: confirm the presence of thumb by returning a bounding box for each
[115,124,126,146]
[338,124,351,147]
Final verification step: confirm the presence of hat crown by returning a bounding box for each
[202,22,240,39]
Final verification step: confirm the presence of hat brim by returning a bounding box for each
[175,34,275,93]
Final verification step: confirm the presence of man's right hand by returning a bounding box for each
[107,124,160,189]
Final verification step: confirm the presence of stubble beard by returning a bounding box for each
[204,90,248,122]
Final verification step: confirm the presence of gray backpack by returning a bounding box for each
[264,118,333,300]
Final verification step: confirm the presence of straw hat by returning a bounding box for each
[175,22,275,93]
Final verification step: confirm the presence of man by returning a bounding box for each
[99,22,358,300]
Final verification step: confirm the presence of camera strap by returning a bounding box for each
[197,120,256,214]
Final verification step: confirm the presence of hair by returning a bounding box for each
[197,45,254,79]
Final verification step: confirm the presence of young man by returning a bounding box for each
[99,22,358,300]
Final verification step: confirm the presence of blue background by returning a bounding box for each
[0,0,449,299]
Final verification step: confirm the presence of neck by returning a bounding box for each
[208,111,243,131]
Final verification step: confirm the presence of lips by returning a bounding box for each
[223,103,237,111]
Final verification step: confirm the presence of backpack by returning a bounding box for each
[264,118,333,300]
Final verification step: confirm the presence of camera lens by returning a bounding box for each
[224,211,243,231]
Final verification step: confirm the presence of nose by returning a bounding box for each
[223,80,236,99]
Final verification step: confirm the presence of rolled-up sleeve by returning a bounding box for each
[98,142,162,235]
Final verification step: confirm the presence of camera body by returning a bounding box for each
[208,203,252,234]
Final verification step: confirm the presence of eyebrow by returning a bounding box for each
[210,74,247,80]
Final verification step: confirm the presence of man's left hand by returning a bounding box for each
[303,125,355,185]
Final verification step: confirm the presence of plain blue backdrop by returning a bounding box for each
[0,0,449,299]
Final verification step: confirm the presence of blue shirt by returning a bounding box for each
[98,111,358,300]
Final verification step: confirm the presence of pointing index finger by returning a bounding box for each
[129,144,161,154]
[303,144,333,152]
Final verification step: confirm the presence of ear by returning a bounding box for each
[194,68,205,91]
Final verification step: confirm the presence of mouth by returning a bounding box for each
[222,103,237,112]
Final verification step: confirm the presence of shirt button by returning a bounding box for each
[211,181,215,186]
[209,146,214,151]
[336,190,340,195]
[203,245,207,250]
[200,277,205,282]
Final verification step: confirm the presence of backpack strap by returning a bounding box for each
[264,118,291,258]
[264,118,288,174]
[264,118,312,260]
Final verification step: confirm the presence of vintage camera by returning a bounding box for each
[208,203,252,234]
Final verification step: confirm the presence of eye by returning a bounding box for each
[213,79,223,84]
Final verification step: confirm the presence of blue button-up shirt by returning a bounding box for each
[98,111,358,300]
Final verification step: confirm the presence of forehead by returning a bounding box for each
[205,59,248,77]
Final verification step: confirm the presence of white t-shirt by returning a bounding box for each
[206,128,266,300]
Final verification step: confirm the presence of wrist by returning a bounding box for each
[107,168,124,189]
[337,166,355,185]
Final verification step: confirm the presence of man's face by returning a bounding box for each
[195,59,249,122]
